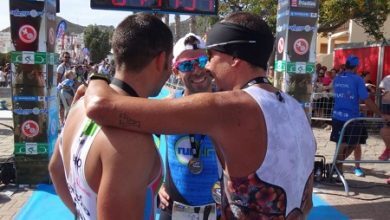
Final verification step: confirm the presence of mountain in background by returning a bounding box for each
[1,16,114,34]
[1,15,209,41]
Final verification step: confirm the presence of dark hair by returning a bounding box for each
[361,71,370,77]
[112,13,173,72]
[184,35,200,49]
[61,51,70,57]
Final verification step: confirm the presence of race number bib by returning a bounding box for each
[172,201,217,220]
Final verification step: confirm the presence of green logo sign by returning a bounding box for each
[11,51,58,65]
[275,60,286,72]
[14,142,48,155]
[286,62,315,74]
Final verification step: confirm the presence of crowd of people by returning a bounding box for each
[56,51,114,124]
[0,63,12,87]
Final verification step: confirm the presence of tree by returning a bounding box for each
[217,0,390,41]
[83,25,112,64]
[0,52,10,66]
[318,0,390,41]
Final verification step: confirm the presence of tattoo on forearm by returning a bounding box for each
[119,112,141,128]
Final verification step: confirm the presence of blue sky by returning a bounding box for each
[0,0,186,31]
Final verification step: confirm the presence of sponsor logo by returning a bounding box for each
[290,11,317,18]
[10,9,43,17]
[293,38,309,55]
[18,25,37,44]
[14,108,48,115]
[277,10,290,19]
[289,24,316,32]
[174,136,214,165]
[286,62,315,74]
[277,37,285,54]
[299,0,317,8]
[13,96,46,102]
[21,120,39,138]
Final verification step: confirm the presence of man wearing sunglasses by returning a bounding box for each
[57,52,72,85]
[158,33,221,219]
[84,12,316,219]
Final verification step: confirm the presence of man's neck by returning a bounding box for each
[113,72,151,98]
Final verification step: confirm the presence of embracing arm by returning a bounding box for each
[85,80,248,136]
[48,141,76,214]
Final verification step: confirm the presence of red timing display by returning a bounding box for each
[91,0,217,15]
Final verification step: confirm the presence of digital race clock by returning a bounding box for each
[91,0,218,15]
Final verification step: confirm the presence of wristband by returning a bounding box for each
[89,73,110,84]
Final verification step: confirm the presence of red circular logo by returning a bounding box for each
[21,120,39,138]
[49,27,55,45]
[19,25,37,44]
[293,38,309,55]
[277,37,284,54]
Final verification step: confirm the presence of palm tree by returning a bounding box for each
[189,16,196,34]
[174,14,181,42]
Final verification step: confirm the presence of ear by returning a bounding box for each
[231,57,240,67]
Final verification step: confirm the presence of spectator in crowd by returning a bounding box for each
[98,58,111,76]
[57,52,72,84]
[330,55,390,178]
[4,63,11,87]
[362,71,376,95]
[0,66,6,87]
[379,75,390,166]
[322,71,333,87]
[57,70,76,121]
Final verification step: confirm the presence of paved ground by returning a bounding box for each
[1,98,390,219]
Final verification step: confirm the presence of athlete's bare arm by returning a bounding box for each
[85,80,253,137]
[85,80,267,177]
[49,142,76,214]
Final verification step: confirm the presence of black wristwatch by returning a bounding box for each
[89,73,110,84]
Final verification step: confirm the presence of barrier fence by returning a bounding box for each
[311,92,383,121]
[329,117,388,195]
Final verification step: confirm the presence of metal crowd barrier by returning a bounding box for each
[311,92,334,121]
[311,92,383,121]
[329,117,388,195]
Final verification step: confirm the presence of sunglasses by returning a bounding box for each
[64,56,70,59]
[174,55,208,73]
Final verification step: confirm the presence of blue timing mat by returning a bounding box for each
[16,87,348,219]
[15,184,348,220]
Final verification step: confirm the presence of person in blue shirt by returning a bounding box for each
[158,33,222,220]
[330,55,390,176]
